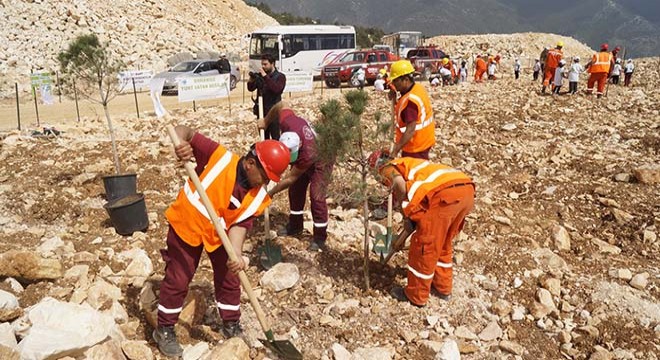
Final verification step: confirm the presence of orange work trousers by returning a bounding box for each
[474,69,485,82]
[543,67,556,87]
[404,184,475,306]
[587,73,608,95]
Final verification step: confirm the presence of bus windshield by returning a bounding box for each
[249,34,280,60]
[399,33,421,48]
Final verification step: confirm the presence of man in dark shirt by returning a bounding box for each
[248,53,287,140]
[216,53,231,74]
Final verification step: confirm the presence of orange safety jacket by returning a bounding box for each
[388,157,472,218]
[165,144,270,252]
[475,58,487,71]
[395,83,435,153]
[545,49,563,68]
[588,51,613,74]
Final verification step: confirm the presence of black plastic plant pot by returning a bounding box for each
[104,193,149,236]
[102,173,137,201]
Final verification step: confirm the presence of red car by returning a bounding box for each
[407,45,447,79]
[322,49,399,88]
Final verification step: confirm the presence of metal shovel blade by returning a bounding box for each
[372,227,393,258]
[259,330,303,360]
[258,238,282,270]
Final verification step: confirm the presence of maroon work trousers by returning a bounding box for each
[157,226,241,327]
[288,160,334,243]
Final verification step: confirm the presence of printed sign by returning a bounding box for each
[177,74,230,102]
[30,72,53,87]
[119,70,154,90]
[283,72,313,93]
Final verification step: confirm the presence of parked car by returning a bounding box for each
[153,59,240,95]
[406,46,447,79]
[321,49,398,88]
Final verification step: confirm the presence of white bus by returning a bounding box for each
[381,31,423,58]
[247,25,356,76]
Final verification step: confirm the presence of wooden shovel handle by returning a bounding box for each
[382,227,413,265]
[166,125,273,335]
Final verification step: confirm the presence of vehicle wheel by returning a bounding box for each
[325,78,340,88]
[423,67,432,80]
[230,75,237,90]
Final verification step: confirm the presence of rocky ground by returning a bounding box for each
[0,57,658,360]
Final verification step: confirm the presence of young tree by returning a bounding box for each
[58,34,125,174]
[315,90,391,289]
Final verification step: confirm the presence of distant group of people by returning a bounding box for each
[534,42,635,97]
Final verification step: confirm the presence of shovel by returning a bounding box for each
[255,96,284,270]
[381,227,414,266]
[167,125,302,360]
[372,195,393,261]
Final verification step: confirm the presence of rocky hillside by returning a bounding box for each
[256,0,660,57]
[0,55,658,359]
[0,0,277,96]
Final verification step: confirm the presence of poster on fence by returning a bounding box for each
[177,74,230,102]
[283,72,313,93]
[30,72,55,105]
[119,70,154,91]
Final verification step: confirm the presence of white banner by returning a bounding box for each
[119,70,154,91]
[177,74,230,102]
[149,78,168,118]
[283,72,313,93]
[39,84,55,105]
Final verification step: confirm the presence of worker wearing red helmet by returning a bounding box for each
[369,150,475,306]
[585,43,614,98]
[154,125,290,357]
[259,102,335,251]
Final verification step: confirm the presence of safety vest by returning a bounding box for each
[165,145,270,252]
[395,83,435,153]
[589,52,612,74]
[389,158,472,217]
[476,58,487,71]
[545,49,563,68]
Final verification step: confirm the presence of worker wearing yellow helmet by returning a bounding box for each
[388,60,435,159]
[542,41,564,94]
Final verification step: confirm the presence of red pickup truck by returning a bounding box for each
[321,49,399,88]
[407,45,447,79]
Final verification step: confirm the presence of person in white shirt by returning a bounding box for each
[355,65,367,90]
[533,59,541,81]
[373,74,386,92]
[487,60,497,80]
[514,58,521,80]
[610,59,622,85]
[459,60,468,83]
[439,67,452,85]
[624,59,635,87]
[552,60,567,95]
[568,57,584,94]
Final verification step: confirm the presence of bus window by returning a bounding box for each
[249,34,279,60]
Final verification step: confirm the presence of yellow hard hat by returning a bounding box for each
[379,68,387,75]
[442,58,449,64]
[389,60,415,81]
[557,41,564,47]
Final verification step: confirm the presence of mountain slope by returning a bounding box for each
[255,0,660,57]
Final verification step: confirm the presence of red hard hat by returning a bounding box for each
[601,43,609,51]
[614,46,621,51]
[368,149,391,169]
[254,140,290,182]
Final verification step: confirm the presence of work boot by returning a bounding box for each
[431,287,452,302]
[307,240,327,252]
[222,320,243,338]
[153,326,183,358]
[277,225,303,237]
[390,286,425,308]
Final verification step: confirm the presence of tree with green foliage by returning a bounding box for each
[315,90,391,289]
[58,34,125,174]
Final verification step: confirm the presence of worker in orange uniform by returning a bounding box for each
[542,41,564,94]
[585,43,614,98]
[474,55,487,83]
[368,150,475,306]
[154,125,290,357]
[388,60,436,159]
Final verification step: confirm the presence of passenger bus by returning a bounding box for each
[381,31,423,58]
[247,25,356,76]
